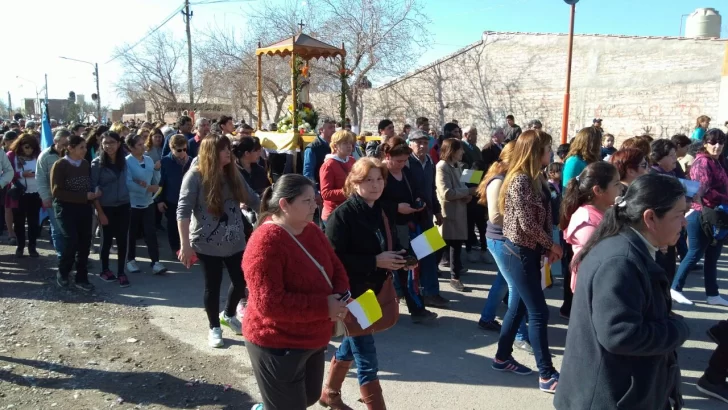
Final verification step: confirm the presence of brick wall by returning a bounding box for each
[305,32,728,147]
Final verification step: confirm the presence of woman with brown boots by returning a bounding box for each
[322,157,412,410]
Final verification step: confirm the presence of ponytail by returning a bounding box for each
[254,174,314,228]
[559,162,618,230]
[571,173,685,269]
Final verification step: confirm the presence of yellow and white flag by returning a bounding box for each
[410,226,447,260]
[346,290,383,330]
[460,169,484,184]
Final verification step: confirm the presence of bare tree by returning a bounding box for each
[247,0,430,126]
[196,25,294,124]
[113,31,190,121]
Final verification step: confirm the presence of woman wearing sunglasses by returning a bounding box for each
[671,129,728,306]
[156,134,192,255]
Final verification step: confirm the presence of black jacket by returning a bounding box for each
[555,228,690,410]
[325,194,404,299]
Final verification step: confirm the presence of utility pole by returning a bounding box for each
[183,0,194,110]
[45,73,49,119]
[94,63,101,122]
[7,92,11,116]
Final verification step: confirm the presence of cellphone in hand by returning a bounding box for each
[403,255,418,266]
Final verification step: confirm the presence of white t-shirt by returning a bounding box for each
[15,157,38,193]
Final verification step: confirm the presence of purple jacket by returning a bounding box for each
[690,153,728,211]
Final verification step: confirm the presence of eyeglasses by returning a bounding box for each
[175,148,187,153]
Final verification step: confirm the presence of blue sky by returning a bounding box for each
[1,0,724,110]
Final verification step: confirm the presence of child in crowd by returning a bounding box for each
[600,133,617,160]
[560,161,621,293]
[556,143,570,163]
[546,162,564,276]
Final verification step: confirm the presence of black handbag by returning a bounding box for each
[7,179,26,201]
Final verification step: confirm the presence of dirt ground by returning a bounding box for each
[0,240,256,410]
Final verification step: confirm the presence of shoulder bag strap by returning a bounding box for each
[264,221,333,289]
[381,210,393,252]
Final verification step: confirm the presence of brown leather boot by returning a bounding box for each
[318,357,353,410]
[360,379,386,410]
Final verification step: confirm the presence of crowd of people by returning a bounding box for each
[2,111,728,409]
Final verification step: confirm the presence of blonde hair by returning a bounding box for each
[565,126,602,164]
[477,141,514,206]
[197,134,249,217]
[110,122,128,134]
[498,130,552,214]
[344,157,388,196]
[330,130,356,152]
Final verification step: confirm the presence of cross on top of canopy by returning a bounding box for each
[255,33,346,60]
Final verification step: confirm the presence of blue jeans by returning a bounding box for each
[496,239,556,378]
[335,335,378,385]
[550,227,562,277]
[482,238,528,342]
[47,207,64,258]
[420,252,440,296]
[672,210,723,297]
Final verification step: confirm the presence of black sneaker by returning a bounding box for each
[411,309,438,324]
[423,295,450,308]
[697,375,728,404]
[514,340,534,354]
[74,281,94,292]
[28,248,39,258]
[14,248,24,258]
[478,319,502,332]
[56,272,69,288]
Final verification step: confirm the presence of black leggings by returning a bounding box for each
[100,204,130,276]
[127,205,160,264]
[246,343,325,410]
[443,240,464,279]
[466,199,486,252]
[197,251,246,328]
[55,202,92,282]
[13,192,41,251]
[164,204,181,253]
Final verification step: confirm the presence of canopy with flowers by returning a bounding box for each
[255,32,347,133]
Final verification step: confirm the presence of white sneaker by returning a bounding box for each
[671,289,693,305]
[152,262,168,275]
[208,327,224,348]
[250,404,263,410]
[219,311,242,335]
[707,296,728,306]
[126,260,141,273]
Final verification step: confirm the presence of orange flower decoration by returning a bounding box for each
[301,66,309,77]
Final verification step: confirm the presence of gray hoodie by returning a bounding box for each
[90,157,131,207]
[177,167,260,257]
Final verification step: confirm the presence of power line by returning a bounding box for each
[190,0,254,5]
[105,2,187,64]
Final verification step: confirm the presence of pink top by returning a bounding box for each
[564,204,604,292]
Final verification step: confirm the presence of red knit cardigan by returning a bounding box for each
[242,222,350,350]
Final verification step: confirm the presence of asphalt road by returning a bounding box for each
[92,233,728,410]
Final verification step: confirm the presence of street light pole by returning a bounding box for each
[561,0,579,144]
[59,56,101,123]
[94,63,101,122]
[16,76,41,116]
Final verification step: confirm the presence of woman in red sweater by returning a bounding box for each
[242,173,350,410]
[319,130,356,223]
